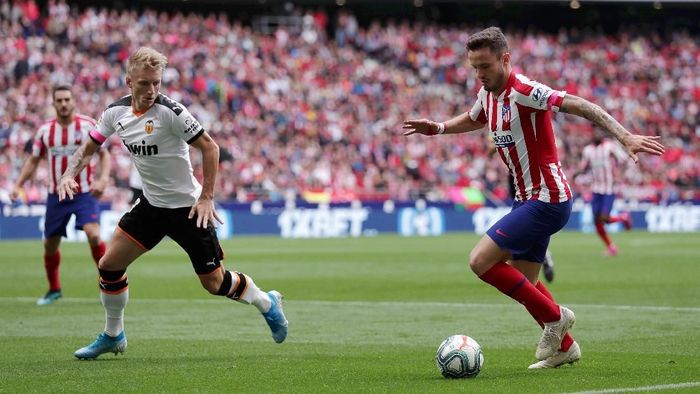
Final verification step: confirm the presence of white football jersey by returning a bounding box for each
[90,93,204,208]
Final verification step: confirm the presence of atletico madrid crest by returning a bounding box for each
[501,104,511,123]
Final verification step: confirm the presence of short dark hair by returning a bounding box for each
[52,84,72,99]
[466,26,509,56]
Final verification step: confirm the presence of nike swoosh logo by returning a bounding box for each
[496,228,509,238]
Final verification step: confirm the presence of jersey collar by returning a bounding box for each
[496,72,516,99]
[132,102,154,117]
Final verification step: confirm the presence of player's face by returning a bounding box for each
[53,90,75,119]
[127,66,162,111]
[468,48,510,92]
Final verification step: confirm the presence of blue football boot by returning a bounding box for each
[262,290,288,343]
[74,331,127,360]
[37,290,62,306]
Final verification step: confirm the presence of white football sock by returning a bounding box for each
[236,273,271,313]
[100,290,128,337]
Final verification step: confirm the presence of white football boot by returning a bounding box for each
[529,341,581,369]
[535,306,575,360]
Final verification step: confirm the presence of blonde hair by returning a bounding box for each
[127,46,168,75]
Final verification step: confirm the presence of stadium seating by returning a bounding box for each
[0,2,697,206]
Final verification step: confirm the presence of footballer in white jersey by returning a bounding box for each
[90,93,203,209]
[58,47,287,361]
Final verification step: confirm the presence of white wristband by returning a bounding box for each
[437,122,446,134]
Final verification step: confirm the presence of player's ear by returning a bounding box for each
[126,75,132,88]
[501,52,511,67]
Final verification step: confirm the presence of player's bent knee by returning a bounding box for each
[469,249,485,275]
[203,283,220,295]
[200,277,222,295]
[98,256,122,271]
[469,248,500,276]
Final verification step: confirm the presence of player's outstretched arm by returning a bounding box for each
[189,131,223,228]
[58,139,100,201]
[403,111,484,136]
[560,94,665,163]
[11,155,41,202]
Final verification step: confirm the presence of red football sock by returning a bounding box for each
[535,281,574,352]
[91,241,106,265]
[606,216,623,224]
[479,262,561,323]
[595,222,612,247]
[44,250,61,291]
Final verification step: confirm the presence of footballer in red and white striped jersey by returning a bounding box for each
[402,27,665,369]
[469,72,572,203]
[12,85,108,307]
[580,139,628,195]
[32,114,96,195]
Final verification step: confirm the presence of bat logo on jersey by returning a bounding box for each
[144,120,154,134]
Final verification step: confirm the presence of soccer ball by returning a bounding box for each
[435,335,484,378]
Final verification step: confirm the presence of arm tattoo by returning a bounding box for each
[63,143,90,180]
[577,100,629,144]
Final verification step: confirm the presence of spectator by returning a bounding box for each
[0,3,697,205]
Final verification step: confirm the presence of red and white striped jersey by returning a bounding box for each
[581,140,628,195]
[470,72,572,203]
[32,114,96,194]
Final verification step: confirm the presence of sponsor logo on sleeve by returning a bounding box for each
[532,86,551,107]
[184,117,201,134]
[532,87,543,101]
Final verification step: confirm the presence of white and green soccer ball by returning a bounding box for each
[435,335,484,379]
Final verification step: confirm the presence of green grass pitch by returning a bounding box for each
[1,232,699,393]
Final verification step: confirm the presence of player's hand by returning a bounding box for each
[188,197,224,228]
[621,134,665,163]
[402,119,440,136]
[9,185,23,202]
[57,177,79,201]
[90,178,107,199]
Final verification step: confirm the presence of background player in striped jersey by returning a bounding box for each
[57,47,288,360]
[573,133,633,256]
[403,27,664,369]
[10,85,110,306]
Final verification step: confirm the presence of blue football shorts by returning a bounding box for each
[486,199,572,263]
[44,192,100,238]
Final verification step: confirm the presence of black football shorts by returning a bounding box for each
[118,196,224,275]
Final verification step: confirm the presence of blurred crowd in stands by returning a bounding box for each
[1,0,697,209]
